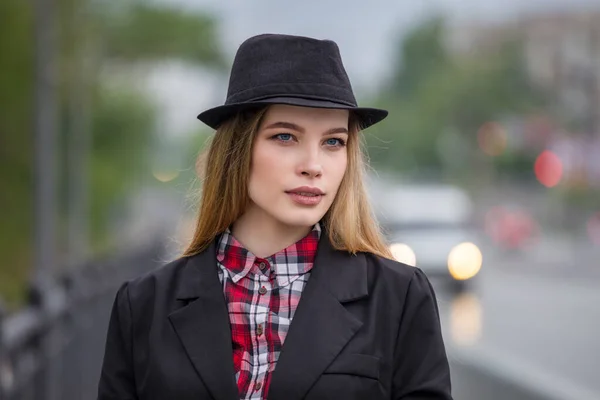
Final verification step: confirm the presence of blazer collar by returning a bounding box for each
[169,238,239,400]
[267,233,369,400]
[173,231,369,303]
[174,238,219,301]
[169,233,369,400]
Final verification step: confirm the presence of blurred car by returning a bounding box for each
[369,180,483,292]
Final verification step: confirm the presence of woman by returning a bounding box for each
[97,33,453,400]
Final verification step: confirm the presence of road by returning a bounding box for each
[433,235,600,398]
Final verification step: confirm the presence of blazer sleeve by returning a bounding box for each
[392,268,453,400]
[97,282,138,400]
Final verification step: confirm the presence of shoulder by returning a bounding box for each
[362,252,436,304]
[117,256,191,306]
[363,252,418,285]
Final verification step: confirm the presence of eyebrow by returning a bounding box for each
[263,121,348,135]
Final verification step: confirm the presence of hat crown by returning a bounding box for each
[224,34,357,106]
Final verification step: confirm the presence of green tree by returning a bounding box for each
[367,17,544,179]
[0,0,224,307]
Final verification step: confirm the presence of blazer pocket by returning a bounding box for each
[323,354,380,380]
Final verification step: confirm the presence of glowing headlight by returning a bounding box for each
[447,242,482,280]
[390,243,416,266]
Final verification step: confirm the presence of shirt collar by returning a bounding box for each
[217,223,321,286]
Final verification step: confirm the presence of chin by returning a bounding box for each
[274,210,324,229]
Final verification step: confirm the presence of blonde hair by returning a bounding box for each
[182,107,392,259]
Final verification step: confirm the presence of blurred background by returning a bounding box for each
[1,0,599,399]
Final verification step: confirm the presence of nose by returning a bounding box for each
[298,145,323,178]
[301,164,322,178]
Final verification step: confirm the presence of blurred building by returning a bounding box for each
[448,10,600,136]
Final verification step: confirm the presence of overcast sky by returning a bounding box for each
[149,0,600,136]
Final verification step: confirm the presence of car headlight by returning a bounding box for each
[447,242,482,280]
[389,243,416,266]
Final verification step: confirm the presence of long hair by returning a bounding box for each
[182,107,392,259]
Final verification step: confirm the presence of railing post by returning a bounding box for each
[59,270,85,400]
[28,277,66,400]
[0,298,13,399]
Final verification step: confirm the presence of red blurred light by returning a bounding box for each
[484,206,538,249]
[534,150,563,188]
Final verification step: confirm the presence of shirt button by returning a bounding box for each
[259,286,267,295]
[257,324,263,336]
[258,261,267,271]
[255,382,262,391]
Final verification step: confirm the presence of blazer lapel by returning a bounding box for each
[168,240,239,400]
[268,236,369,400]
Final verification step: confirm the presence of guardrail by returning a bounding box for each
[0,236,168,400]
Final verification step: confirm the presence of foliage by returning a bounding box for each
[0,0,35,306]
[367,16,545,178]
[0,0,223,307]
[87,85,157,248]
[101,2,224,67]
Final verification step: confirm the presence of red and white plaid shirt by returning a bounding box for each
[216,224,321,400]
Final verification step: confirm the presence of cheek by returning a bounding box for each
[249,144,285,192]
[329,153,348,189]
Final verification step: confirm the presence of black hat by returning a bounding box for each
[197,34,388,130]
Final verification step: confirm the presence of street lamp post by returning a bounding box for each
[33,1,61,399]
[33,0,58,283]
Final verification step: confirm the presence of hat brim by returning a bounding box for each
[197,96,388,130]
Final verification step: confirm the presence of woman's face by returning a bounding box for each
[246,104,349,230]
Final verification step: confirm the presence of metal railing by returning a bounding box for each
[0,236,168,400]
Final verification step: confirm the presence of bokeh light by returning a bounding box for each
[389,243,417,266]
[448,242,483,280]
[477,121,508,156]
[534,150,563,188]
[152,169,180,182]
[484,206,538,249]
[450,292,483,346]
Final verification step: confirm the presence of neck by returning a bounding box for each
[231,206,313,258]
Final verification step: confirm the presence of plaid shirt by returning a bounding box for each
[216,224,321,400]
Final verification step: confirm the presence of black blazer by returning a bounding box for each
[97,236,452,400]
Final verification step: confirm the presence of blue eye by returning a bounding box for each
[325,138,345,147]
[275,133,293,141]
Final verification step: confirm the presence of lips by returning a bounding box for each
[285,186,325,206]
[286,192,323,206]
[285,186,325,196]
[290,192,319,197]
